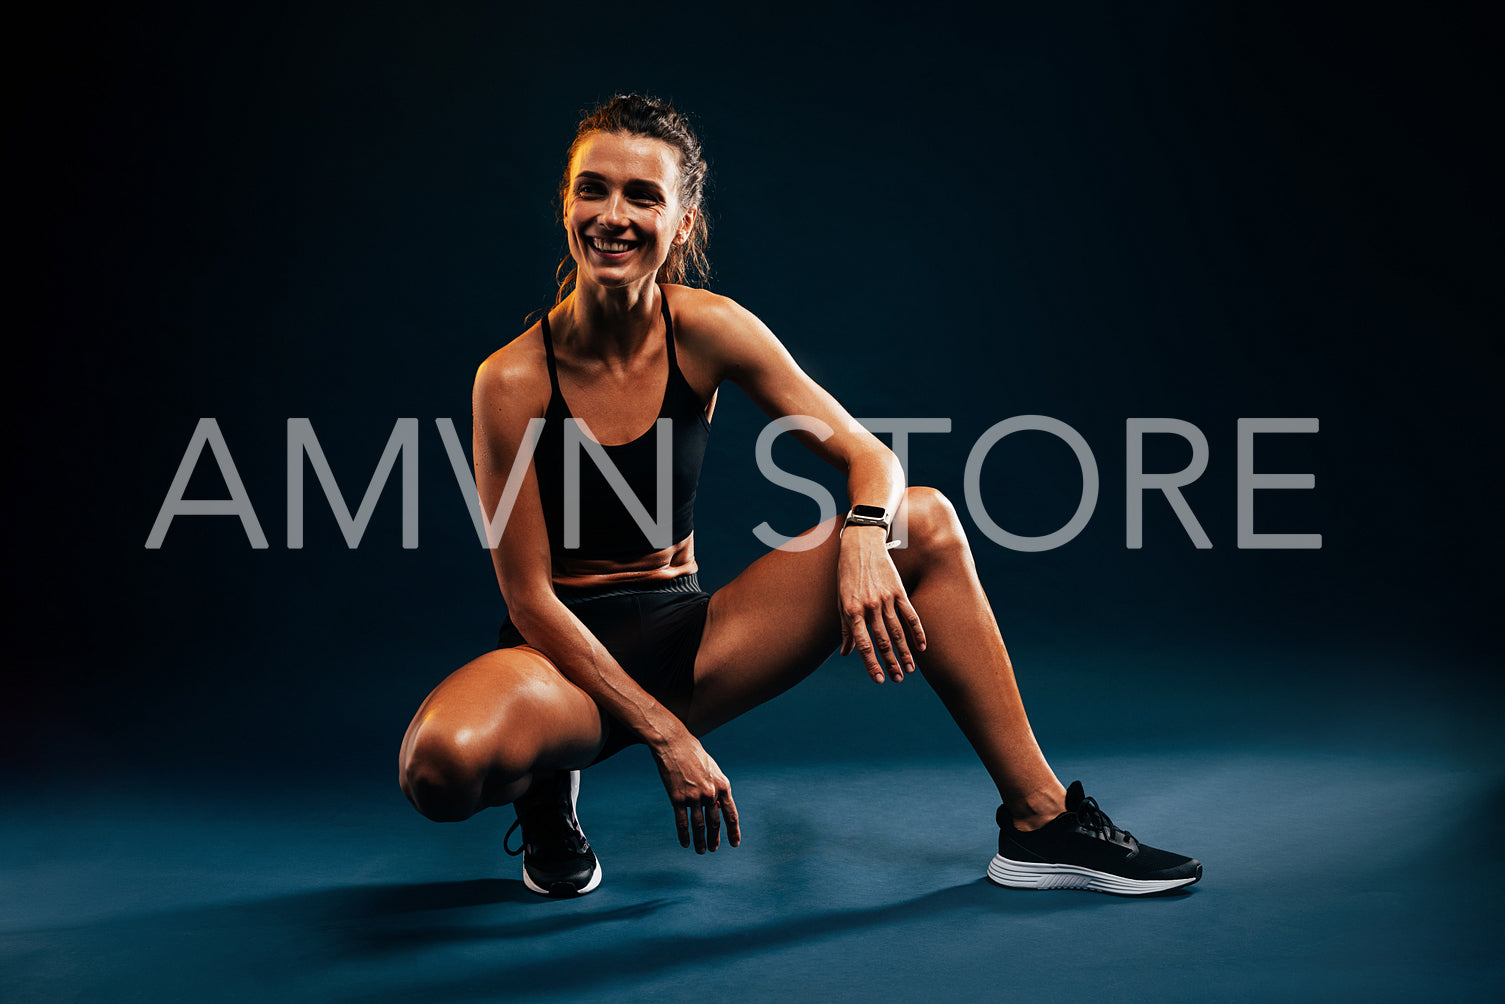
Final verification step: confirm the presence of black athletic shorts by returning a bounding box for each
[496,573,712,764]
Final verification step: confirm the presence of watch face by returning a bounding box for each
[851,505,888,519]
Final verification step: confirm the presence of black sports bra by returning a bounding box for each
[532,292,711,560]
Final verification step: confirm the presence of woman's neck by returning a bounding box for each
[564,277,661,362]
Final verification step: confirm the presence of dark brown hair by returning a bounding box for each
[554,94,710,305]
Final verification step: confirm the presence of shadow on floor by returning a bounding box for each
[5,871,1185,1001]
[368,877,1197,996]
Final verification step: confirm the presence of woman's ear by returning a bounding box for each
[675,206,698,246]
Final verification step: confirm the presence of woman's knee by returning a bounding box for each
[400,726,479,822]
[397,649,605,820]
[398,706,535,823]
[897,486,967,559]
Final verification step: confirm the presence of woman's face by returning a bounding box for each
[564,131,695,292]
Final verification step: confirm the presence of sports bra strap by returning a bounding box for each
[659,290,679,374]
[540,312,562,395]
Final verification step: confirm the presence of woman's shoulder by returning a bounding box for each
[662,284,777,355]
[473,321,551,414]
[662,283,740,326]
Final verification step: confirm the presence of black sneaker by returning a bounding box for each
[987,781,1202,895]
[504,769,603,897]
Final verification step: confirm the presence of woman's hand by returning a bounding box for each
[650,730,740,853]
[837,526,927,683]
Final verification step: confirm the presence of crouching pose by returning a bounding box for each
[399,94,1201,898]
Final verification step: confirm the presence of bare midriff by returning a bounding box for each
[551,532,699,588]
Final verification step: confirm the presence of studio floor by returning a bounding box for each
[4,652,1502,1001]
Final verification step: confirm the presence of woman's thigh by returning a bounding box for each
[686,515,847,736]
[401,645,609,787]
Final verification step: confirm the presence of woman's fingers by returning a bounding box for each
[704,796,722,852]
[867,606,903,682]
[689,802,706,854]
[664,746,738,854]
[721,787,741,847]
[898,594,926,653]
[838,547,924,683]
[678,791,738,854]
[853,599,917,682]
[883,602,916,678]
[846,611,884,683]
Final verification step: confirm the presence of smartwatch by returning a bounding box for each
[840,504,892,539]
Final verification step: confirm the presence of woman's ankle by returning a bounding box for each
[1003,783,1068,832]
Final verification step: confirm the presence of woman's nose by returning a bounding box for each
[600,193,628,227]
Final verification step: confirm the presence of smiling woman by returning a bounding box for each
[396,93,1202,900]
[553,97,710,303]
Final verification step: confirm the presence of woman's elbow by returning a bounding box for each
[501,586,565,641]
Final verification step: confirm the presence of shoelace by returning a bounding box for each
[504,817,527,857]
[1075,795,1135,845]
[504,805,588,858]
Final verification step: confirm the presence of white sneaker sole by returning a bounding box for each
[521,857,603,897]
[987,854,1200,896]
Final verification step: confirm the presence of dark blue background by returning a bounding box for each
[14,2,1501,772]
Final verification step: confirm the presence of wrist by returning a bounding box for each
[641,708,691,751]
[840,504,892,541]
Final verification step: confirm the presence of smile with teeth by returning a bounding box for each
[589,236,639,255]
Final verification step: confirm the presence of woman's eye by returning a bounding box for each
[576,183,603,197]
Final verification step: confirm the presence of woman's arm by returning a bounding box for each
[472,338,738,852]
[674,288,927,683]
